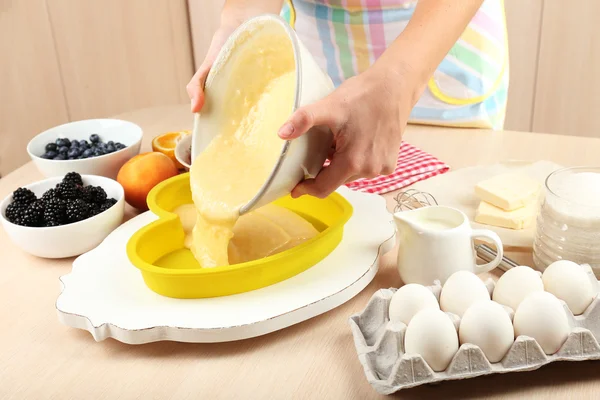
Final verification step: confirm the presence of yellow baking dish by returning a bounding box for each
[126,173,353,299]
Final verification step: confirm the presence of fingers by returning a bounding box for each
[293,154,398,199]
[186,63,211,113]
[292,154,355,199]
[278,98,342,140]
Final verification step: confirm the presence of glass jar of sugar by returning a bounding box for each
[533,167,600,278]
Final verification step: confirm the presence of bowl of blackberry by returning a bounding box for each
[0,172,125,258]
[27,118,143,179]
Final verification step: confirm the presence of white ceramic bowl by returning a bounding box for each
[27,119,143,179]
[174,134,192,171]
[192,15,335,215]
[0,175,125,258]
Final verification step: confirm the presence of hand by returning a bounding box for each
[186,22,239,113]
[278,64,422,199]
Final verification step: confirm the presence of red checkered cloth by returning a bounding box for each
[345,142,450,195]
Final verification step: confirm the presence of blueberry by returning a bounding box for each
[56,138,71,148]
[106,144,116,153]
[46,150,58,159]
[82,149,93,158]
[115,143,126,150]
[93,149,104,156]
[58,146,69,154]
[107,141,114,146]
[98,142,107,149]
[90,134,100,143]
[54,154,67,160]
[67,148,80,158]
[79,140,89,148]
[45,143,57,152]
[41,153,51,159]
[70,141,79,148]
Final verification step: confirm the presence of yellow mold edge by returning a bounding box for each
[126,173,353,299]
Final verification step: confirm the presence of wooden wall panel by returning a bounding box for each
[0,0,70,176]
[503,0,543,132]
[188,0,224,69]
[532,0,600,137]
[46,0,194,121]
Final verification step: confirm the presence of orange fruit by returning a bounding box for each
[151,130,190,169]
[117,152,179,211]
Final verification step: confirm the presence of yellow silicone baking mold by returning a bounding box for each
[126,173,353,299]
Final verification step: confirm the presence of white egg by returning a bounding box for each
[389,284,440,325]
[459,301,515,363]
[439,271,490,317]
[404,308,459,372]
[513,291,571,355]
[492,266,544,312]
[542,260,596,315]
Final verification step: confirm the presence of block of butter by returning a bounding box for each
[475,173,541,211]
[475,201,536,230]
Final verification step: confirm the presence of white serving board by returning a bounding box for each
[56,187,396,344]
[350,267,600,395]
[409,160,564,248]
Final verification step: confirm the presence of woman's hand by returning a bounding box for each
[278,63,424,199]
[186,0,285,112]
[186,22,239,113]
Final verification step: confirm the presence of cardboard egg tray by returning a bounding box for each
[349,265,600,395]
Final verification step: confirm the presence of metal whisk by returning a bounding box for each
[393,189,438,212]
[391,188,518,272]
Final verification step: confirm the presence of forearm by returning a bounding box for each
[221,0,284,26]
[374,0,485,104]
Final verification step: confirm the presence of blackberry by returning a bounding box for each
[44,198,67,226]
[66,199,91,222]
[41,188,60,202]
[56,182,80,200]
[81,185,107,205]
[5,201,28,224]
[99,198,117,212]
[12,187,37,205]
[21,200,45,227]
[63,172,84,187]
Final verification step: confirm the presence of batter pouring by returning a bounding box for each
[187,22,316,268]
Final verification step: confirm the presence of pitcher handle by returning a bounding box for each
[471,229,503,273]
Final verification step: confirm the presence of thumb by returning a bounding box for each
[278,98,340,140]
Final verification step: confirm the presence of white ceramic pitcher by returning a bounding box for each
[394,206,503,285]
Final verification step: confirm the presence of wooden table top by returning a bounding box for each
[2,104,600,400]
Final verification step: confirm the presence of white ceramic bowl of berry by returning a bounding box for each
[0,173,125,258]
[27,119,143,180]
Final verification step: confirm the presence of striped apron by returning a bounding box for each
[281,0,509,129]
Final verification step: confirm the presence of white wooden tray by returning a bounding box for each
[56,187,396,344]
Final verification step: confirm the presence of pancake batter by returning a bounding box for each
[188,25,309,267]
[174,204,318,265]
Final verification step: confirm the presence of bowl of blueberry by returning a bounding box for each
[27,119,143,179]
[0,172,125,258]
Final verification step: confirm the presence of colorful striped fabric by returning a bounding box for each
[281,0,509,129]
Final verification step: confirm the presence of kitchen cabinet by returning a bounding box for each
[0,0,193,177]
[0,0,69,176]
[532,0,600,138]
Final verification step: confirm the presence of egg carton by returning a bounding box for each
[349,265,600,395]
